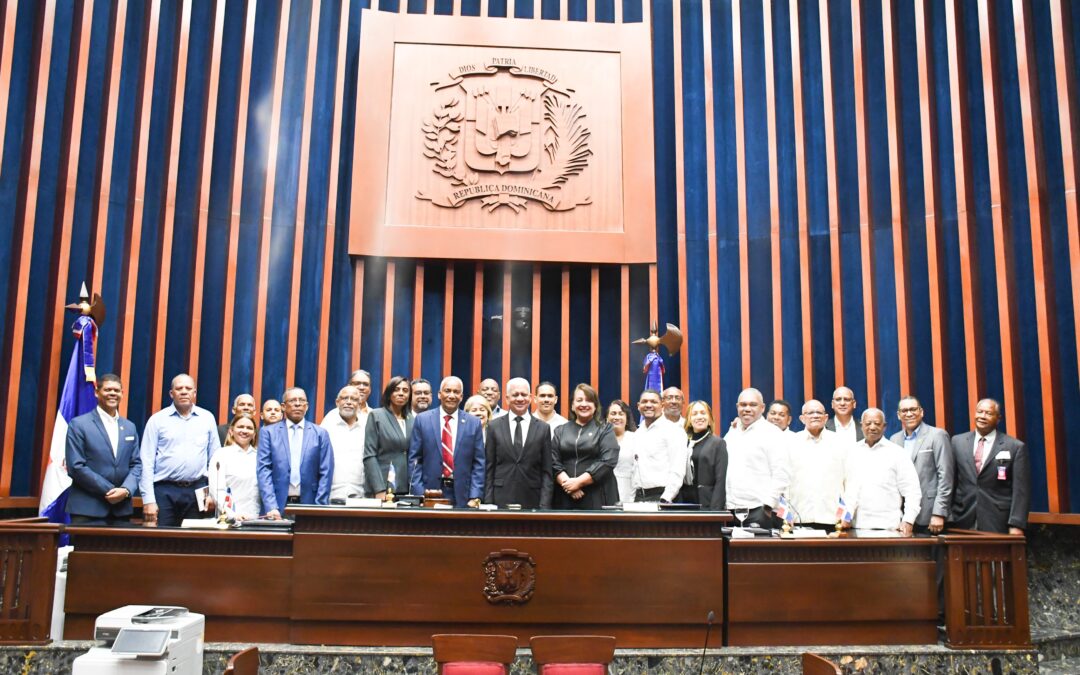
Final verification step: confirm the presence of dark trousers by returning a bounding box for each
[70,514,132,527]
[154,479,209,527]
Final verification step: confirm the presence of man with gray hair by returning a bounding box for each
[218,393,257,444]
[408,376,486,507]
[483,377,553,508]
[257,387,334,519]
[889,395,954,534]
[786,399,848,527]
[723,388,790,528]
[845,408,921,535]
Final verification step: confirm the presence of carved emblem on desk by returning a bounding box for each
[417,58,592,213]
[483,549,536,605]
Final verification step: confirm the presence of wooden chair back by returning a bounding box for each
[530,635,616,671]
[802,652,841,675]
[224,646,260,675]
[431,633,518,673]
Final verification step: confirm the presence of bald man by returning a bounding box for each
[484,378,553,509]
[218,393,257,444]
[825,386,863,443]
[723,388,791,528]
[408,376,486,507]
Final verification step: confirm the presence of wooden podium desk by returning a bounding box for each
[726,533,938,646]
[64,526,293,642]
[286,506,727,647]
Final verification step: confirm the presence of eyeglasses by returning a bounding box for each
[803,411,827,417]
[898,407,921,414]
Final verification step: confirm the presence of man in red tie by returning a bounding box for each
[948,398,1029,535]
[407,376,486,508]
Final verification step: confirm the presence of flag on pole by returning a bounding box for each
[775,494,796,526]
[835,495,853,526]
[38,313,99,525]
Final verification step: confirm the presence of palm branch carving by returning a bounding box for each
[539,94,592,190]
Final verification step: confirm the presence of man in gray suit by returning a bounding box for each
[890,395,954,534]
[949,399,1029,534]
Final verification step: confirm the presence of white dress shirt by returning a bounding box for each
[96,406,120,456]
[833,417,859,444]
[973,429,997,462]
[723,416,791,509]
[321,412,367,500]
[613,430,637,504]
[847,437,922,529]
[787,428,848,524]
[632,417,689,502]
[509,413,531,444]
[208,444,260,520]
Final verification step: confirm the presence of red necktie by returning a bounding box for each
[441,414,454,477]
[974,436,986,474]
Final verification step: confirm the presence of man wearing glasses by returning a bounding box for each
[257,387,335,519]
[825,386,863,443]
[889,395,954,534]
[786,400,848,528]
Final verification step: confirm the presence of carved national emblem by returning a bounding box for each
[417,58,592,213]
[482,549,536,605]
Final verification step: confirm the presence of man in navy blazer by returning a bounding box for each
[408,376,485,508]
[65,374,142,525]
[257,387,334,519]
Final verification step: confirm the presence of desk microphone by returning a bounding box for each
[698,610,715,675]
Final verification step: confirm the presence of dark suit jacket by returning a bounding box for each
[484,413,553,509]
[949,430,1029,532]
[364,407,414,495]
[678,433,728,510]
[256,419,334,514]
[407,407,485,507]
[824,417,864,441]
[890,423,955,527]
[65,410,141,518]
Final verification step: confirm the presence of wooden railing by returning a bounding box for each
[0,518,60,644]
[942,531,1031,649]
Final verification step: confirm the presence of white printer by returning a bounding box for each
[72,605,204,675]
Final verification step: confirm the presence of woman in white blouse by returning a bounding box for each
[208,415,261,520]
[607,400,638,504]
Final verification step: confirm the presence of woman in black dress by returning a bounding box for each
[552,384,619,510]
[677,401,728,510]
[363,376,413,498]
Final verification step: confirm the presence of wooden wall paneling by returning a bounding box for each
[2,0,57,494]
[472,264,483,392]
[383,261,396,386]
[251,0,293,408]
[671,0,689,393]
[613,0,621,24]
[148,0,193,415]
[561,0,567,21]
[560,265,570,416]
[115,0,163,415]
[1049,0,1080,427]
[0,0,17,162]
[503,266,512,388]
[413,263,424,378]
[619,263,629,402]
[818,0,845,387]
[480,0,490,19]
[975,0,1022,435]
[351,259,365,370]
[186,0,226,381]
[442,263,453,375]
[531,266,540,391]
[1012,0,1067,511]
[698,0,719,406]
[590,265,599,387]
[944,0,982,425]
[286,0,325,389]
[763,0,782,398]
[789,0,814,402]
[732,0,750,388]
[218,0,258,421]
[882,0,912,396]
[37,0,96,485]
[913,0,948,428]
[850,0,878,408]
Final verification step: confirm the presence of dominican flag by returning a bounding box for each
[38,314,99,527]
[775,494,796,526]
[835,495,853,526]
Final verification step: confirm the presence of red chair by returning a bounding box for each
[431,634,519,674]
[529,635,616,674]
[802,652,841,675]
[223,646,259,675]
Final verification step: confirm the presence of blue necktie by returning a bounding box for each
[289,423,302,486]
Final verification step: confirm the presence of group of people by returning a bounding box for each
[63,371,1029,536]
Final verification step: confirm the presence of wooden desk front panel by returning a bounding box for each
[727,539,938,646]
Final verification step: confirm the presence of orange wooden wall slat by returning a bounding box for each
[531,266,541,391]
[818,0,845,388]
[589,266,599,388]
[472,264,484,390]
[560,265,570,416]
[502,267,512,388]
[0,0,18,164]
[671,0,690,395]
[218,0,258,420]
[789,0,814,403]
[351,259,365,370]
[619,263,629,403]
[187,0,226,381]
[413,263,425,378]
[2,0,58,495]
[383,261,396,387]
[1012,0,1067,511]
[850,0,878,408]
[443,263,454,375]
[251,0,293,408]
[286,0,325,390]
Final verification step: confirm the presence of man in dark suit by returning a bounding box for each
[65,374,141,525]
[257,387,334,519]
[484,377,553,509]
[889,395,954,534]
[824,386,863,442]
[949,398,1029,534]
[408,376,485,508]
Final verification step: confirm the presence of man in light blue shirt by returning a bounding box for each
[139,373,221,526]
